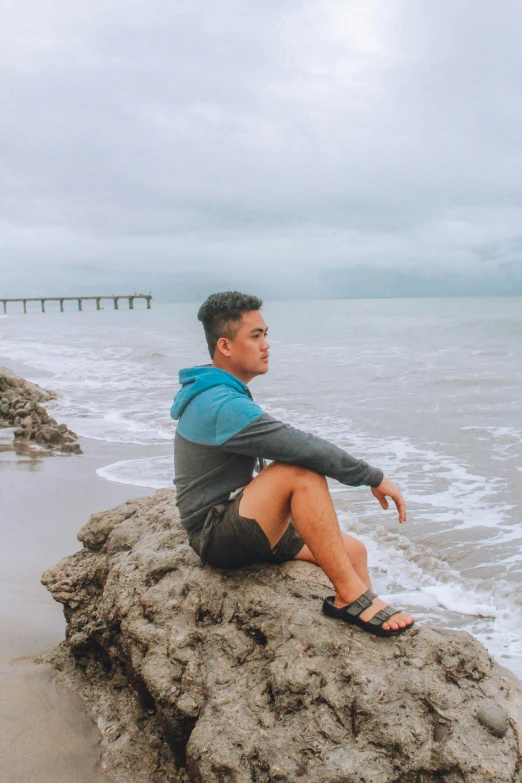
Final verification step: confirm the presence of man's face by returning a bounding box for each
[217,310,270,383]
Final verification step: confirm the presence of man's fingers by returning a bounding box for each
[372,488,389,510]
[372,483,406,521]
[394,495,407,523]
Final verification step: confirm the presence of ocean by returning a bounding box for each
[1,296,521,676]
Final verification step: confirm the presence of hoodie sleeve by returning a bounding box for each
[216,399,383,488]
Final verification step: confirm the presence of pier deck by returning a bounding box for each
[0,295,152,314]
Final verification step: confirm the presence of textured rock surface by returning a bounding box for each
[0,366,82,453]
[42,489,522,783]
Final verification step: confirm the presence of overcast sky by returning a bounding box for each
[1,0,522,300]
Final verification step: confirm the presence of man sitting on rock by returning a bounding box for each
[171,291,415,637]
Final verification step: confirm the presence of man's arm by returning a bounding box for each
[216,398,407,522]
[219,411,384,488]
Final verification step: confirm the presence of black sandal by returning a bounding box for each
[322,590,415,637]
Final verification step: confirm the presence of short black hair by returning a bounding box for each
[197,291,263,358]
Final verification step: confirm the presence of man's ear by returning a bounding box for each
[215,337,231,357]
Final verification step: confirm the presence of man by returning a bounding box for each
[171,291,414,637]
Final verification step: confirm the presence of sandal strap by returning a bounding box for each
[367,605,400,626]
[343,590,377,617]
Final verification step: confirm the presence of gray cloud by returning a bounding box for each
[1,0,522,299]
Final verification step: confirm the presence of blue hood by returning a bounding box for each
[170,366,249,420]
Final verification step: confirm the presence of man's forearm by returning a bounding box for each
[221,413,383,488]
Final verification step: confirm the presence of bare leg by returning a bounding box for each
[296,532,372,591]
[239,462,414,631]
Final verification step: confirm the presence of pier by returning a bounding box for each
[0,294,152,314]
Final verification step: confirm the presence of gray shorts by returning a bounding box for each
[189,490,304,569]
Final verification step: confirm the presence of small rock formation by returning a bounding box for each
[42,490,522,783]
[0,367,82,454]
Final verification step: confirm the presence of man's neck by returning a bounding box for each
[212,359,252,385]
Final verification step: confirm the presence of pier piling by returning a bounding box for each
[0,294,152,314]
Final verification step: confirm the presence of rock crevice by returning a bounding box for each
[42,489,522,783]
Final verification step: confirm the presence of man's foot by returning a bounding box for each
[324,590,415,637]
[334,594,414,631]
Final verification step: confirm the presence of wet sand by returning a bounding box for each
[0,429,168,783]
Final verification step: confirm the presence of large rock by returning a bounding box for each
[0,365,55,403]
[42,490,522,783]
[0,367,82,454]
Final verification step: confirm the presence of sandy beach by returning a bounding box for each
[0,428,168,783]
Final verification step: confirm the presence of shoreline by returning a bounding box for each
[0,424,169,782]
[0,430,168,659]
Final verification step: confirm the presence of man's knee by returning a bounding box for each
[343,533,367,566]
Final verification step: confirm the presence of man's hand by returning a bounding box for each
[371,477,407,523]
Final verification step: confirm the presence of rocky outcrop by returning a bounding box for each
[0,367,82,454]
[42,489,522,783]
